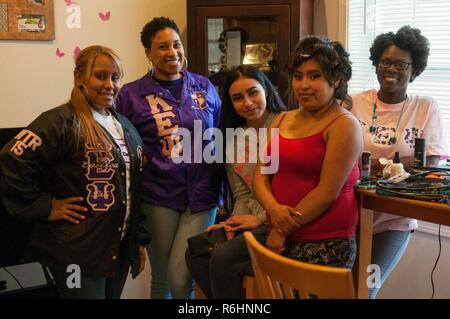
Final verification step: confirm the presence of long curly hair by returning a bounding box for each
[285,35,352,105]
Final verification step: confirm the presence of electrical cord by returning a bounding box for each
[430,224,442,299]
[1,267,24,289]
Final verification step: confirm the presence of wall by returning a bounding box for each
[313,0,347,46]
[0,0,187,128]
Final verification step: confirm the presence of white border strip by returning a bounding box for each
[417,221,450,238]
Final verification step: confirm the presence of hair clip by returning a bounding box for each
[299,53,311,58]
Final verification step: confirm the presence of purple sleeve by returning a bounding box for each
[209,81,222,128]
[115,87,129,118]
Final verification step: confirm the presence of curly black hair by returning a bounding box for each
[140,17,180,49]
[285,35,352,102]
[369,25,430,77]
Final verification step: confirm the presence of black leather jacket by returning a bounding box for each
[0,104,151,278]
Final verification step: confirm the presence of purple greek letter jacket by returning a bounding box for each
[115,70,222,213]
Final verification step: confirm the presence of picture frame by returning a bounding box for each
[243,43,276,71]
[0,0,54,40]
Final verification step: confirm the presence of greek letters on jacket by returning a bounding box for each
[115,70,222,213]
[0,104,148,277]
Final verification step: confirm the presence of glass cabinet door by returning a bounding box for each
[194,5,290,99]
[207,16,280,83]
[188,0,314,104]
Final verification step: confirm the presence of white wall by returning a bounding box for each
[0,0,187,128]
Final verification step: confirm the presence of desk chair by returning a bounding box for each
[243,231,356,299]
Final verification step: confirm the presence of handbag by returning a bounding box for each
[187,227,228,258]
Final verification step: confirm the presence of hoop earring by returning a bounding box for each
[182,56,188,70]
[80,84,91,104]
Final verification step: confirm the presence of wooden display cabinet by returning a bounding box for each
[187,0,314,104]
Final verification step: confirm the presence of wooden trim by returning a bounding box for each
[359,190,450,226]
[188,0,303,6]
[0,0,54,41]
[337,0,348,48]
[299,0,314,38]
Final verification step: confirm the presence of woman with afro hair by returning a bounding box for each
[351,25,448,298]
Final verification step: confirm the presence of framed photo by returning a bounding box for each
[0,0,54,40]
[243,43,276,71]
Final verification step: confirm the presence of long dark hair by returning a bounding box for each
[219,65,286,131]
[218,65,286,214]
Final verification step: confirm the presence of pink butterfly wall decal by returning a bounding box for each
[56,48,65,58]
[73,46,81,63]
[98,11,111,21]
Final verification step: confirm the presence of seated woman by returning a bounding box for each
[186,65,286,298]
[253,36,362,269]
[350,25,448,298]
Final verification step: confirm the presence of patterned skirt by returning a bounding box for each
[283,237,357,269]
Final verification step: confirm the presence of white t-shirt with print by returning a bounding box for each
[92,109,131,239]
[351,89,448,234]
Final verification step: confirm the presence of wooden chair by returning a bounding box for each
[243,275,259,298]
[243,231,356,299]
[195,275,259,299]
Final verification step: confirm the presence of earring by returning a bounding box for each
[80,84,87,95]
[182,56,188,70]
[148,59,153,71]
[80,84,90,104]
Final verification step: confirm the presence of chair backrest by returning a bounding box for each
[243,231,356,299]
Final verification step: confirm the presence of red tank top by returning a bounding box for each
[269,114,359,241]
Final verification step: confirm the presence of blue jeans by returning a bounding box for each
[209,224,268,298]
[144,203,216,299]
[49,237,130,299]
[369,230,412,299]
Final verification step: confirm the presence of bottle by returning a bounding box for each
[414,138,426,167]
[390,151,404,177]
[360,151,371,181]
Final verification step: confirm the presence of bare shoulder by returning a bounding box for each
[269,112,285,128]
[335,109,360,127]
[270,110,299,128]
[327,109,361,136]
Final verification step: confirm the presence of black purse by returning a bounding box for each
[187,227,228,258]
